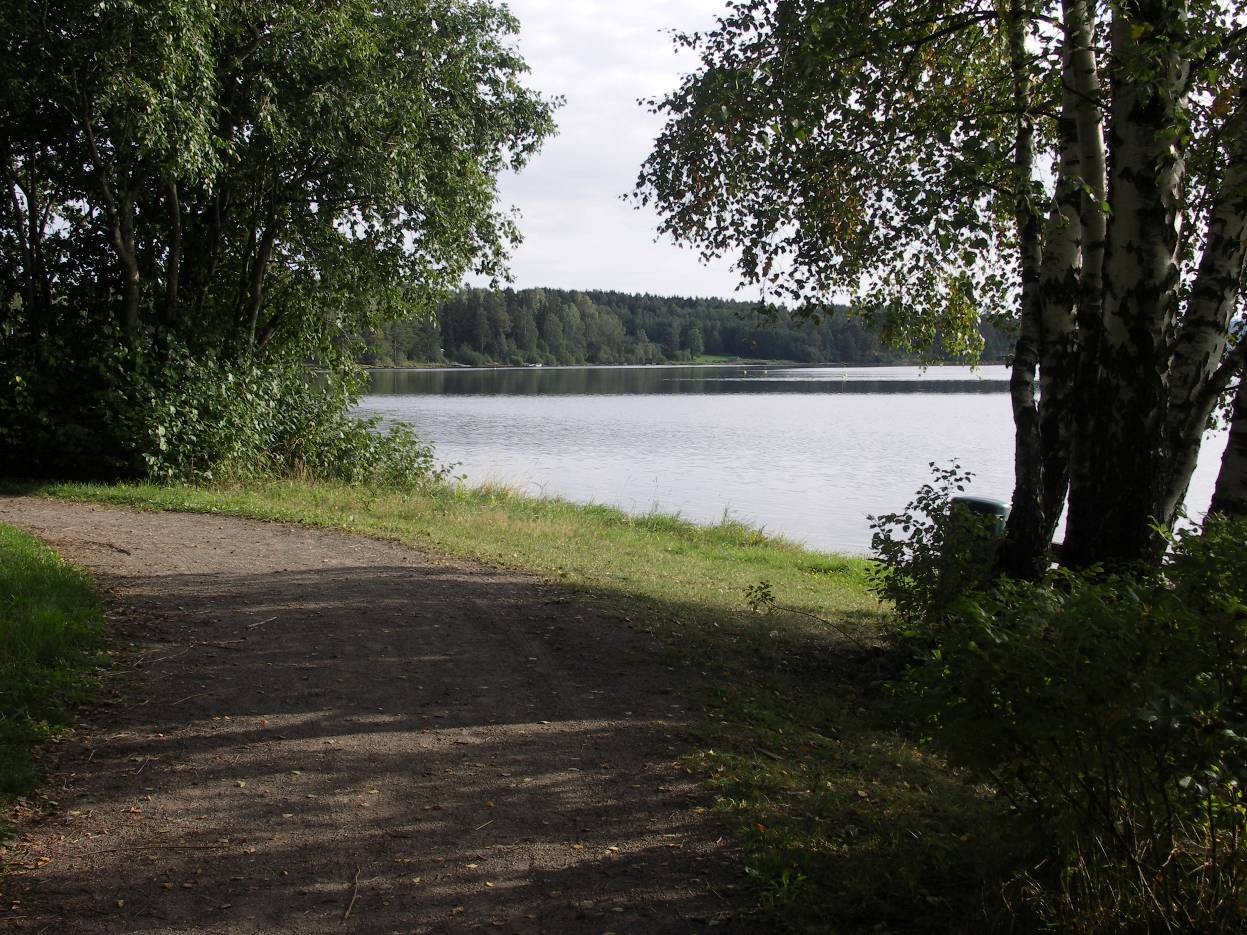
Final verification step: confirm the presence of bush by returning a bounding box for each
[452,345,490,367]
[135,349,447,487]
[0,312,146,479]
[884,512,1247,930]
[868,461,1001,642]
[0,324,446,488]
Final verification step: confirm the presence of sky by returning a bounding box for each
[480,0,752,301]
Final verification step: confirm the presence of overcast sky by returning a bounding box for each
[483,0,751,301]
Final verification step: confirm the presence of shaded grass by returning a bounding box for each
[22,479,1017,930]
[0,523,102,807]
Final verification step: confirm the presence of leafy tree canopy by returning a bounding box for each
[636,0,1247,569]
[1,0,556,479]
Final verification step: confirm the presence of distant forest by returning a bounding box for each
[358,288,1013,367]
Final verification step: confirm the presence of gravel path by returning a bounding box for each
[0,498,743,933]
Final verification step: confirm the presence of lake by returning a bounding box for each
[358,365,1229,556]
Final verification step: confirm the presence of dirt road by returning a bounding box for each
[0,498,743,933]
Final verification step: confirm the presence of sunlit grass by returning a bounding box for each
[38,478,878,632]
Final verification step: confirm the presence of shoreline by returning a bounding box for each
[361,358,1010,372]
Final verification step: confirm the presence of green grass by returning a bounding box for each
[24,479,1014,930]
[0,523,103,806]
[38,478,878,628]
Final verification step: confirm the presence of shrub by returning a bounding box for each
[868,461,1000,641]
[0,325,446,488]
[889,517,1247,930]
[134,348,447,487]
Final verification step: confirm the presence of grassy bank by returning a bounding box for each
[25,480,1011,930]
[0,524,103,813]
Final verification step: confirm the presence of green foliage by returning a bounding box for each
[0,326,445,486]
[0,312,143,479]
[137,349,448,487]
[0,0,556,480]
[362,287,1015,366]
[634,0,1022,351]
[867,462,1000,638]
[634,0,1242,353]
[891,518,1247,930]
[0,525,102,799]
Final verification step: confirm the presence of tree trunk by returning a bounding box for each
[1063,2,1189,568]
[1036,40,1085,545]
[7,178,41,319]
[1062,0,1108,556]
[1210,378,1247,517]
[82,112,141,336]
[164,180,182,327]
[116,191,141,335]
[1000,6,1085,578]
[998,0,1050,580]
[245,223,278,353]
[22,156,54,317]
[1160,86,1247,524]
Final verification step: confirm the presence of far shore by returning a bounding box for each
[361,358,1009,371]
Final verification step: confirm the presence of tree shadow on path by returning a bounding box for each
[0,501,748,933]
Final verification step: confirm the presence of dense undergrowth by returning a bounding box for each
[0,524,103,815]
[872,467,1247,931]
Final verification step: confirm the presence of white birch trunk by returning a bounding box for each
[1161,88,1247,523]
[1063,0,1190,566]
[1211,377,1247,517]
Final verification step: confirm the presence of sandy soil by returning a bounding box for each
[0,497,745,933]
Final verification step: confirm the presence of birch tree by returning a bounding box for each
[635,0,1247,572]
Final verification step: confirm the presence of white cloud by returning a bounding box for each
[477,0,754,300]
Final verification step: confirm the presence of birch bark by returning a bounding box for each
[1210,377,1247,517]
[999,0,1049,578]
[1162,87,1247,523]
[1063,1,1190,566]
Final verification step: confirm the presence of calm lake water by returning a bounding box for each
[358,365,1229,555]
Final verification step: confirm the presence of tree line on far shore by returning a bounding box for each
[358,287,1014,367]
